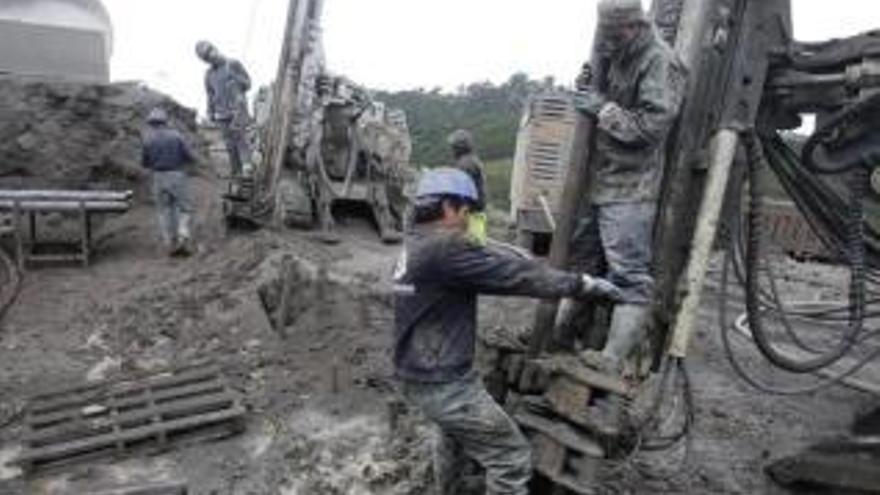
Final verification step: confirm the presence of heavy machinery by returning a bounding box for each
[225,0,412,243]
[484,0,880,493]
[509,91,577,253]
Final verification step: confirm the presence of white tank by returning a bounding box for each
[0,0,114,83]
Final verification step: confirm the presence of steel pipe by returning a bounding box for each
[0,190,132,201]
[0,200,130,212]
[668,129,740,358]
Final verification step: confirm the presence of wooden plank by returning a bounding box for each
[28,362,218,404]
[518,393,621,439]
[28,365,220,417]
[89,481,187,495]
[30,379,226,428]
[533,356,633,398]
[16,406,245,465]
[514,410,605,459]
[26,389,237,447]
[532,432,566,477]
[544,375,592,422]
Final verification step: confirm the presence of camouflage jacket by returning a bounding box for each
[453,152,488,211]
[590,26,686,205]
[205,58,251,122]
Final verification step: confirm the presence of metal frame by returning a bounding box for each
[0,190,132,269]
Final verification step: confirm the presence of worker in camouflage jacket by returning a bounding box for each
[565,0,686,374]
[447,129,489,244]
[196,41,252,178]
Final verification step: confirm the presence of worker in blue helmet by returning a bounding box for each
[393,167,623,495]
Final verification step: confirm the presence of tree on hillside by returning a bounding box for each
[374,73,560,166]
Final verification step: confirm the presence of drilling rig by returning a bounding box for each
[225,0,412,243]
[484,0,880,493]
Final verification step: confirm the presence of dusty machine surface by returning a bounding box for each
[274,76,412,243]
[488,0,880,493]
[226,0,413,244]
[509,91,576,252]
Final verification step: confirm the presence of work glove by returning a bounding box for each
[597,102,628,135]
[580,274,623,302]
[575,62,593,91]
[573,89,607,117]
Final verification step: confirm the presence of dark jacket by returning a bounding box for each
[591,26,686,204]
[142,127,195,172]
[453,152,488,211]
[393,226,582,383]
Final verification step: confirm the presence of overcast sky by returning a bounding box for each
[102,0,880,114]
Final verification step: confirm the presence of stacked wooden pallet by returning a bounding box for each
[499,354,635,494]
[14,363,245,473]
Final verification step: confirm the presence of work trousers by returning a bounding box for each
[218,115,251,177]
[152,170,192,245]
[569,201,656,304]
[400,372,531,495]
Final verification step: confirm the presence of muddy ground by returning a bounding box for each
[0,139,878,493]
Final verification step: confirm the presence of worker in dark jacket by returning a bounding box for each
[142,108,197,256]
[196,40,252,178]
[447,129,489,245]
[393,168,622,495]
[567,0,686,374]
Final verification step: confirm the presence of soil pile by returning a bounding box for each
[0,78,205,193]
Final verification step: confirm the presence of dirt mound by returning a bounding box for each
[0,78,205,194]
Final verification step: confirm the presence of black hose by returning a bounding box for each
[742,131,866,373]
[803,92,880,175]
[0,246,21,322]
[720,243,880,395]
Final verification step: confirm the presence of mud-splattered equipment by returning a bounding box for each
[14,362,244,473]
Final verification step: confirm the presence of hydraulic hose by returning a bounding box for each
[803,91,880,175]
[742,131,866,373]
[720,244,880,395]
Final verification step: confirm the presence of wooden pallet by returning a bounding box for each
[15,363,245,472]
[514,409,605,495]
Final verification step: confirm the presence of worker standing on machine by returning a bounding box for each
[142,108,197,257]
[567,0,685,374]
[447,129,489,245]
[196,40,253,179]
[393,168,622,495]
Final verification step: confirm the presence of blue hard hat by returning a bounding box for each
[416,167,478,203]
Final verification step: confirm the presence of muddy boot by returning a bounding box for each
[580,304,649,375]
[175,214,194,257]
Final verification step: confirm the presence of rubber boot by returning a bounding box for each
[175,213,193,257]
[581,304,649,374]
[157,208,176,255]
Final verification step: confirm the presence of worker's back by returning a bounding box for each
[142,127,194,172]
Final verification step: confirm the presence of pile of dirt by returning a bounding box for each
[0,78,205,195]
